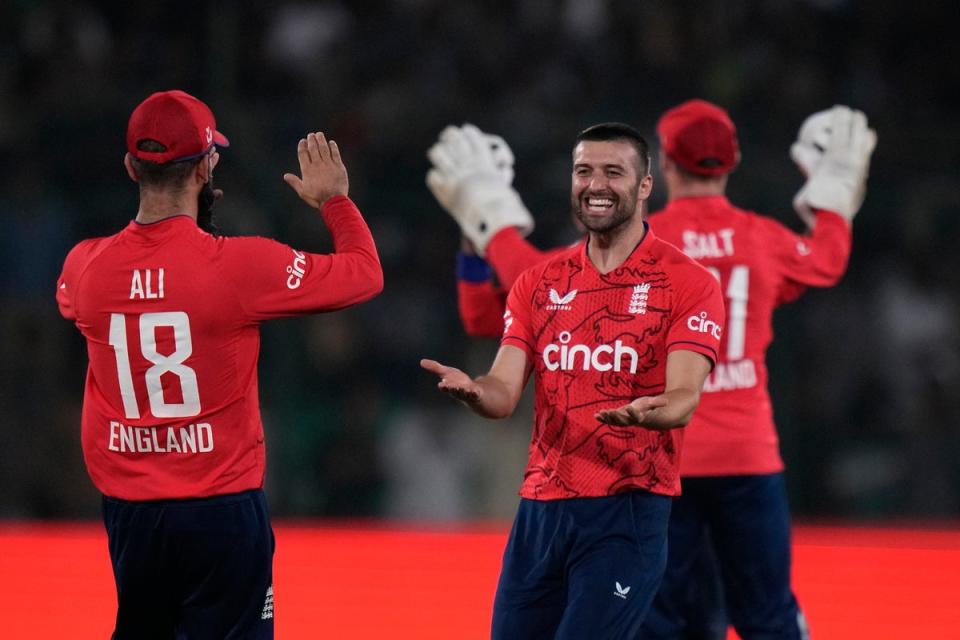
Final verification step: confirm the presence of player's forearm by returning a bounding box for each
[638,388,701,431]
[456,253,506,337]
[485,227,552,289]
[457,280,507,338]
[318,195,384,302]
[468,374,521,419]
[804,209,853,285]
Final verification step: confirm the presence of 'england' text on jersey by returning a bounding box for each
[108,421,214,454]
[702,358,758,392]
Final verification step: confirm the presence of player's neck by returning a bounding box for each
[586,214,646,274]
[666,175,727,200]
[135,189,199,224]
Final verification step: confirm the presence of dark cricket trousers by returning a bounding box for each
[102,488,274,639]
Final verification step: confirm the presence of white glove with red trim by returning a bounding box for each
[791,105,877,228]
[426,123,533,256]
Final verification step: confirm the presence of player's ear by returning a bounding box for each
[123,153,139,183]
[195,156,210,185]
[637,172,654,200]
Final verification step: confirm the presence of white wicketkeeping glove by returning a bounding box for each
[426,123,534,256]
[791,105,877,228]
[790,108,834,178]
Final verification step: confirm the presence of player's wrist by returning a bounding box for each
[811,208,850,226]
[318,194,353,213]
[457,253,492,283]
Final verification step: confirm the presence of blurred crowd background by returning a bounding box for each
[1,0,957,522]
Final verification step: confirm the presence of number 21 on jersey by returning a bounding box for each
[108,312,201,419]
[706,265,748,361]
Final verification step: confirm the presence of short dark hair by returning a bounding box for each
[575,122,651,177]
[130,139,201,190]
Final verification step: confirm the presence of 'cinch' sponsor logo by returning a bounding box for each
[687,311,722,339]
[286,250,307,289]
[542,331,638,374]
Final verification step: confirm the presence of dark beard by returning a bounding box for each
[572,197,635,234]
[197,182,221,235]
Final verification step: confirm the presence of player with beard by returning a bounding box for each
[56,89,383,638]
[196,179,222,234]
[422,123,725,639]
[427,102,875,639]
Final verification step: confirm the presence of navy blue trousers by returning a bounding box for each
[102,489,275,639]
[492,492,672,640]
[641,473,808,640]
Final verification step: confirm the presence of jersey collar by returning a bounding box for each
[579,220,655,275]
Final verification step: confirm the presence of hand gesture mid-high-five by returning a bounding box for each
[284,131,349,208]
[424,123,534,256]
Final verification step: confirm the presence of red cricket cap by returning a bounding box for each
[126,90,229,164]
[656,99,738,176]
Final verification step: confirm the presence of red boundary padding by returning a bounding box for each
[1,522,957,639]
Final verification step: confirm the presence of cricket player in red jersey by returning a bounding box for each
[56,90,383,638]
[423,123,725,639]
[427,102,875,639]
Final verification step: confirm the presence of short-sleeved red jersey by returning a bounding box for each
[649,196,850,475]
[502,225,724,499]
[56,196,382,501]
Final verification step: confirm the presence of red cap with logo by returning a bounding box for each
[657,99,738,176]
[127,90,229,164]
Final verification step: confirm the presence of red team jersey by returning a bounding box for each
[501,225,724,500]
[648,196,850,476]
[459,199,850,478]
[56,196,382,501]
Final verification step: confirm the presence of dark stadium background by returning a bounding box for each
[1,1,957,637]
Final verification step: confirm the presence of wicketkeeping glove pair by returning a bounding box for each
[426,124,533,256]
[426,107,878,243]
[790,105,877,228]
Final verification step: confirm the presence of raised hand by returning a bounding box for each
[425,123,534,256]
[283,131,349,208]
[791,106,877,227]
[420,358,483,406]
[595,395,669,427]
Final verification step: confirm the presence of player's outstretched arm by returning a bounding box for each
[595,350,712,430]
[283,131,348,208]
[421,344,531,419]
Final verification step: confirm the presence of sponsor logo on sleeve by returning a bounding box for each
[686,311,722,339]
[286,250,307,289]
